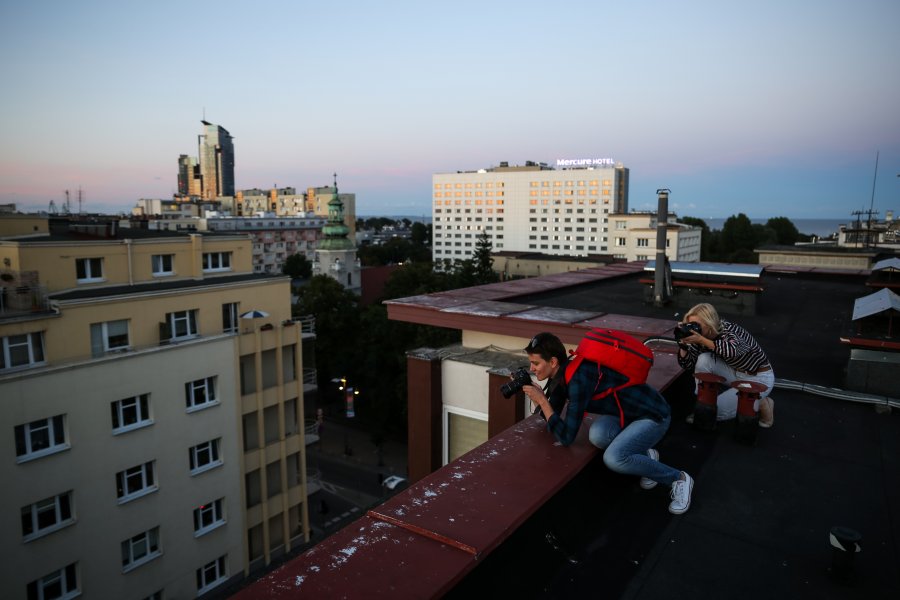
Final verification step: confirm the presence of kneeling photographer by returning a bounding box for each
[520,332,693,514]
[677,303,775,427]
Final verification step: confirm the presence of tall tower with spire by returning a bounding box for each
[313,173,360,291]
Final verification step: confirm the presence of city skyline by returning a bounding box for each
[1,1,898,220]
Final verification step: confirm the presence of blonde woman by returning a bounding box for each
[677,303,775,427]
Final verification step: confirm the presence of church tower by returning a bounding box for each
[313,173,360,292]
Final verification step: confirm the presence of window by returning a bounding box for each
[615,220,627,230]
[163,309,198,342]
[116,462,156,503]
[121,527,161,572]
[616,237,627,247]
[1,332,45,371]
[637,238,650,247]
[193,498,225,536]
[151,254,174,276]
[27,563,79,600]
[111,394,152,433]
[76,257,103,282]
[196,555,227,595]
[202,252,232,272]
[185,377,218,412]
[90,320,130,356]
[15,415,68,462]
[222,303,238,334]
[190,439,222,474]
[21,491,74,541]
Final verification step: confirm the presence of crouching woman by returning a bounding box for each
[521,332,694,515]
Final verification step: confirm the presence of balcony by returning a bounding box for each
[0,281,52,321]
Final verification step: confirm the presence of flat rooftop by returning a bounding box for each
[232,265,900,598]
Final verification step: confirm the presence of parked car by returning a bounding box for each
[382,475,408,491]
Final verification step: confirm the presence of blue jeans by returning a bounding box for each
[588,415,681,487]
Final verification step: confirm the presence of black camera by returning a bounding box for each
[674,322,702,341]
[500,367,533,399]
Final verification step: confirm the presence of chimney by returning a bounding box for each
[653,189,672,306]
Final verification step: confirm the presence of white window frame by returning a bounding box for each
[90,320,130,356]
[196,555,227,595]
[111,394,152,434]
[121,527,161,572]
[15,415,68,463]
[1,332,46,371]
[637,238,650,247]
[116,461,157,504]
[185,377,218,412]
[441,405,488,467]
[165,309,198,341]
[21,491,75,542]
[202,252,232,272]
[189,439,222,475]
[193,498,225,537]
[27,563,79,600]
[615,237,627,247]
[76,257,104,283]
[151,254,174,276]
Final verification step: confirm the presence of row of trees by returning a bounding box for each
[678,214,806,263]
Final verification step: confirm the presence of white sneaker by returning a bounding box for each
[639,449,659,490]
[669,472,694,514]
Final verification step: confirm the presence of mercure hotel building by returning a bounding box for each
[432,159,629,261]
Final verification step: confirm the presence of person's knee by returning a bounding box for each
[695,352,716,372]
[588,425,610,449]
[588,421,615,449]
[602,448,626,473]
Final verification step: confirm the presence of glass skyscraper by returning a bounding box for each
[198,120,235,199]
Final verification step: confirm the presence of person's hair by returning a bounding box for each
[524,332,567,364]
[684,303,722,336]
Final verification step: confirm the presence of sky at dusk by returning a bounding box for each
[1,0,898,220]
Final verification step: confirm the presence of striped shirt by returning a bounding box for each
[677,319,770,375]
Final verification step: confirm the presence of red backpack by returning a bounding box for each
[564,328,654,427]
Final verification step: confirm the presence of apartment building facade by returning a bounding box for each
[0,225,312,599]
[608,212,702,262]
[201,214,326,274]
[432,160,629,261]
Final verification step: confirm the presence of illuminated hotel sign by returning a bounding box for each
[556,158,615,167]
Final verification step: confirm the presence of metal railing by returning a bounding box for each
[303,368,318,386]
[0,283,52,318]
[296,314,315,334]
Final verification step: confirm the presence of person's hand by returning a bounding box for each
[522,383,546,408]
[683,331,713,350]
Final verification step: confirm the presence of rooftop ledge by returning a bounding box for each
[233,413,603,599]
[232,345,684,599]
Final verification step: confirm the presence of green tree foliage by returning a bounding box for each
[719,213,757,262]
[381,262,450,300]
[473,230,499,284]
[295,276,360,390]
[410,221,429,246]
[358,238,431,267]
[281,253,312,279]
[765,216,800,245]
